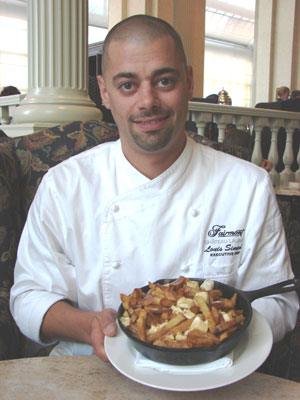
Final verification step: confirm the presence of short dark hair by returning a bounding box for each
[101,15,187,75]
[291,90,300,98]
[0,86,21,96]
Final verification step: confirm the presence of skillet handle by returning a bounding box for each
[243,279,300,303]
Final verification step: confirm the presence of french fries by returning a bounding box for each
[120,276,245,349]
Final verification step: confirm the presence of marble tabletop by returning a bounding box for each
[0,355,299,400]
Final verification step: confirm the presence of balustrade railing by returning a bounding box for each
[0,94,25,125]
[188,101,300,188]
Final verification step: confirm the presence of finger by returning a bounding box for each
[98,308,118,337]
[90,317,108,361]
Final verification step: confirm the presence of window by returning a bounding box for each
[88,0,108,44]
[204,0,255,107]
[88,26,108,45]
[204,39,253,107]
[0,16,27,93]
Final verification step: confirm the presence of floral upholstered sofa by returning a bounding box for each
[0,120,118,359]
[0,119,299,381]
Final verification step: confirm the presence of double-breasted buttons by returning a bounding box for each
[112,261,120,270]
[189,208,199,217]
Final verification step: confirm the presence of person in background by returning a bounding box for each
[290,90,300,99]
[10,15,299,361]
[0,86,21,96]
[276,86,290,101]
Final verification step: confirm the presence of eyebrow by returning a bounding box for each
[113,72,137,83]
[153,67,179,77]
[112,67,180,83]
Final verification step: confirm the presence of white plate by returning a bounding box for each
[105,309,272,392]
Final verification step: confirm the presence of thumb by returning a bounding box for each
[99,308,118,337]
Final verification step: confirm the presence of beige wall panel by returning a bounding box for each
[108,0,205,97]
[272,0,296,98]
[291,0,300,91]
[175,0,205,97]
[254,0,300,103]
[253,0,274,103]
[154,0,175,25]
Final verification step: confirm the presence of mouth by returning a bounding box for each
[133,115,170,132]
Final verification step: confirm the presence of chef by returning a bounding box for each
[10,15,299,360]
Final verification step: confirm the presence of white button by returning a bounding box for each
[189,208,199,217]
[112,262,120,270]
[181,265,190,273]
[113,204,119,213]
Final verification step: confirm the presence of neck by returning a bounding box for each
[121,136,187,179]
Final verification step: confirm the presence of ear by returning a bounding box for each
[186,65,194,100]
[97,75,111,110]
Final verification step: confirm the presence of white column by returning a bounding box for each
[253,0,299,104]
[13,0,101,127]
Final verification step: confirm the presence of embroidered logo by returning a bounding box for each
[204,225,244,257]
[208,225,245,238]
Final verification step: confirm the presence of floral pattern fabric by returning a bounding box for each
[0,140,23,359]
[187,130,251,161]
[13,120,119,218]
[276,195,300,278]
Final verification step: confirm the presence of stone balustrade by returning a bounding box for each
[188,101,300,188]
[0,94,25,125]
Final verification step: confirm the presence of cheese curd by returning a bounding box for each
[200,279,214,291]
[177,296,195,309]
[188,315,209,332]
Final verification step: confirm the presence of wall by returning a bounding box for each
[253,0,300,104]
[108,0,205,97]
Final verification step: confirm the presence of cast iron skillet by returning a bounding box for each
[117,278,300,366]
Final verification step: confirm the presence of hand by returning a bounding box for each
[41,301,118,360]
[89,308,118,361]
[260,159,273,172]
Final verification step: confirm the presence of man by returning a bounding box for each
[276,86,290,101]
[290,90,300,99]
[10,15,299,361]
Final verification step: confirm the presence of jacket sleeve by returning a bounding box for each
[237,172,299,343]
[10,173,77,344]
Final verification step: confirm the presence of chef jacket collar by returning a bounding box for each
[114,135,193,197]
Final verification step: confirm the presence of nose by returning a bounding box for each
[137,82,160,111]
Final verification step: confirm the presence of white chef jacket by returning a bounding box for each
[10,137,299,356]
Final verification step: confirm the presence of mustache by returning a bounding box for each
[129,108,173,122]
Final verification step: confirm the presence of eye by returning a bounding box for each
[119,81,135,92]
[157,77,176,88]
[160,78,171,85]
